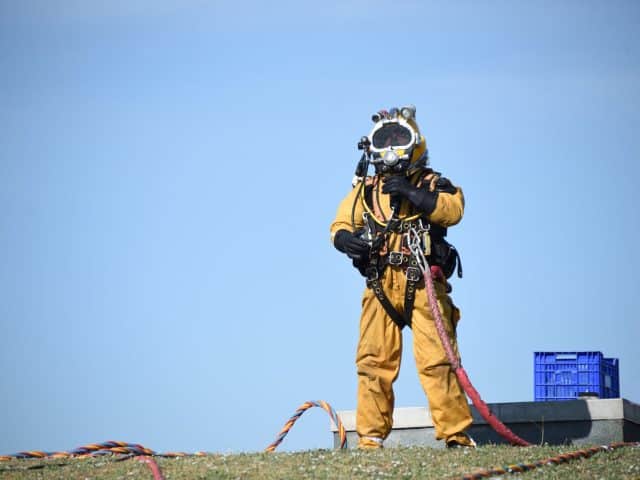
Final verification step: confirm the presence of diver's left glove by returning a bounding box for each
[333,229,371,261]
[382,175,438,215]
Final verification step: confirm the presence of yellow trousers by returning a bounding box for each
[356,267,472,446]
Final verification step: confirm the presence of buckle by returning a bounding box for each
[387,218,401,232]
[365,266,379,281]
[406,266,422,282]
[388,251,404,266]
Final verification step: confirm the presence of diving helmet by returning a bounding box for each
[364,105,428,174]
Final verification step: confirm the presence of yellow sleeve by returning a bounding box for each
[428,187,465,227]
[329,182,366,244]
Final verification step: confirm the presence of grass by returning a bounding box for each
[1,444,639,479]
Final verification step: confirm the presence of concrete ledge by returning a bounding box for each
[331,398,640,449]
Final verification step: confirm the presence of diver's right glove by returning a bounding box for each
[333,229,371,261]
[382,175,438,215]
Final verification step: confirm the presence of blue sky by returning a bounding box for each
[1,0,639,455]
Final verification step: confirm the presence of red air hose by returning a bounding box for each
[138,456,165,480]
[424,265,531,446]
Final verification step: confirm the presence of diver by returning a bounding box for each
[330,105,475,449]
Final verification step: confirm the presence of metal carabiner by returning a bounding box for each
[407,226,428,276]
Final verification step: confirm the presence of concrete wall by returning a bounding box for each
[331,398,640,449]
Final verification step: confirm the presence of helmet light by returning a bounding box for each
[400,105,416,120]
[371,110,389,123]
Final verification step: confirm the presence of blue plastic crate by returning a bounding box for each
[534,352,620,401]
[603,357,620,398]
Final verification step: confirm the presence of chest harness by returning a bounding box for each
[355,172,462,330]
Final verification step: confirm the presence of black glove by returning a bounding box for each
[333,229,371,261]
[382,175,438,215]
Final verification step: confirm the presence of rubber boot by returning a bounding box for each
[445,432,476,448]
[357,436,384,449]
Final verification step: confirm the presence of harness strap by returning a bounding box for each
[366,271,407,330]
[402,257,422,327]
[366,264,420,330]
[403,279,416,328]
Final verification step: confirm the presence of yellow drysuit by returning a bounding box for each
[330,174,472,448]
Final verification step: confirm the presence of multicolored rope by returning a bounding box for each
[457,441,640,480]
[0,400,345,461]
[0,441,217,462]
[265,400,347,452]
[0,442,168,480]
[0,441,156,461]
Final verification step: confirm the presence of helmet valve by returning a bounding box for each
[382,150,400,166]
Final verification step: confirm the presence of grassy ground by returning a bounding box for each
[1,444,639,479]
